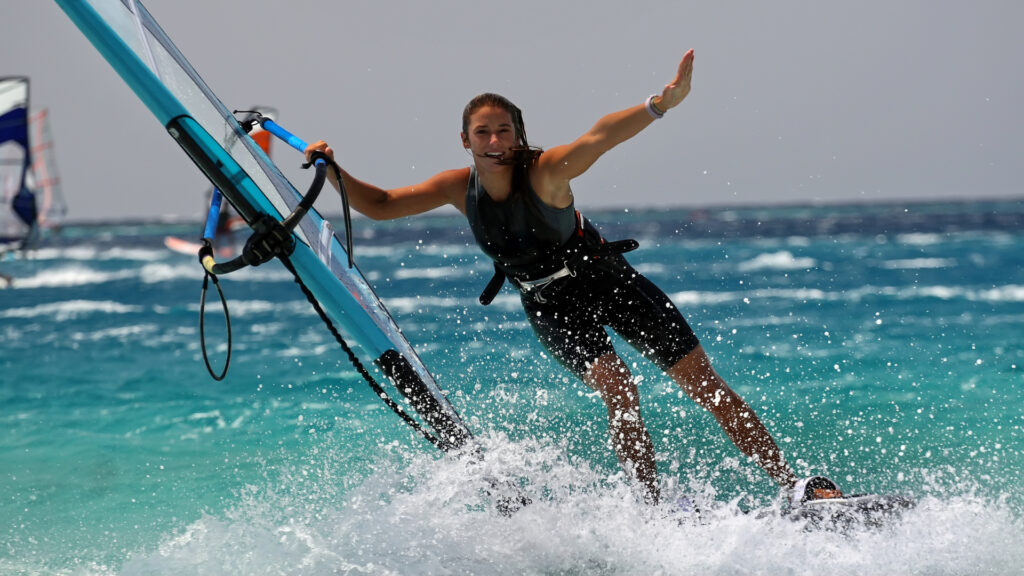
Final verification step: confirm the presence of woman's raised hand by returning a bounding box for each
[658,49,694,111]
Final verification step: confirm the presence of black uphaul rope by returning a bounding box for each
[277,255,441,448]
[198,244,231,381]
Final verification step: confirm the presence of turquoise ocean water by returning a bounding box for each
[2,200,1023,575]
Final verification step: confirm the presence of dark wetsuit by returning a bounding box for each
[465,166,700,378]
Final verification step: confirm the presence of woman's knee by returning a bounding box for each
[669,346,736,410]
[584,353,640,408]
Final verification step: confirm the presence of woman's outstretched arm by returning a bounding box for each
[305,141,469,220]
[534,49,695,205]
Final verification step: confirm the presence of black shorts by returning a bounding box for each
[520,254,700,380]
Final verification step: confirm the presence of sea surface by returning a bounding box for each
[2,200,1023,575]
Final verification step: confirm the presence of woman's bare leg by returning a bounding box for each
[668,345,797,488]
[584,352,661,504]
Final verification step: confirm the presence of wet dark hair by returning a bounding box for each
[462,93,543,201]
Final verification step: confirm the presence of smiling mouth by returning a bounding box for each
[483,152,504,159]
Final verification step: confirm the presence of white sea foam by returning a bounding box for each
[880,258,956,269]
[738,251,817,272]
[0,299,141,320]
[633,262,668,275]
[5,260,202,289]
[668,284,1024,306]
[70,323,160,342]
[975,284,1024,302]
[218,299,280,316]
[908,284,1024,303]
[114,433,1024,576]
[346,245,403,259]
[392,266,461,280]
[137,262,202,283]
[384,295,468,313]
[668,290,744,306]
[9,265,136,288]
[101,246,170,261]
[897,233,944,246]
[28,245,168,262]
[412,243,483,257]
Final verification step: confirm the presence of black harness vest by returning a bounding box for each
[465,166,638,305]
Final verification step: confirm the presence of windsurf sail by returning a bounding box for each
[164,107,274,257]
[1,78,68,251]
[0,77,37,249]
[55,0,471,451]
[208,107,272,239]
[28,108,68,234]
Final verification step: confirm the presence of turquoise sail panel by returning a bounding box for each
[54,0,468,449]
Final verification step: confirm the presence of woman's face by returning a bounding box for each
[462,105,517,166]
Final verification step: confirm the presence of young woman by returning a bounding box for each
[307,50,802,505]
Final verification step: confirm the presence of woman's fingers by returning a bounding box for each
[304,140,333,163]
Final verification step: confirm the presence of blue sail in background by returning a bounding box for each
[0,76,38,246]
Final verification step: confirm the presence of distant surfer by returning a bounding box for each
[308,50,821,505]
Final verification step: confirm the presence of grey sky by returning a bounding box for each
[4,1,1022,222]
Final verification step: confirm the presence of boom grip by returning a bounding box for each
[200,162,327,275]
